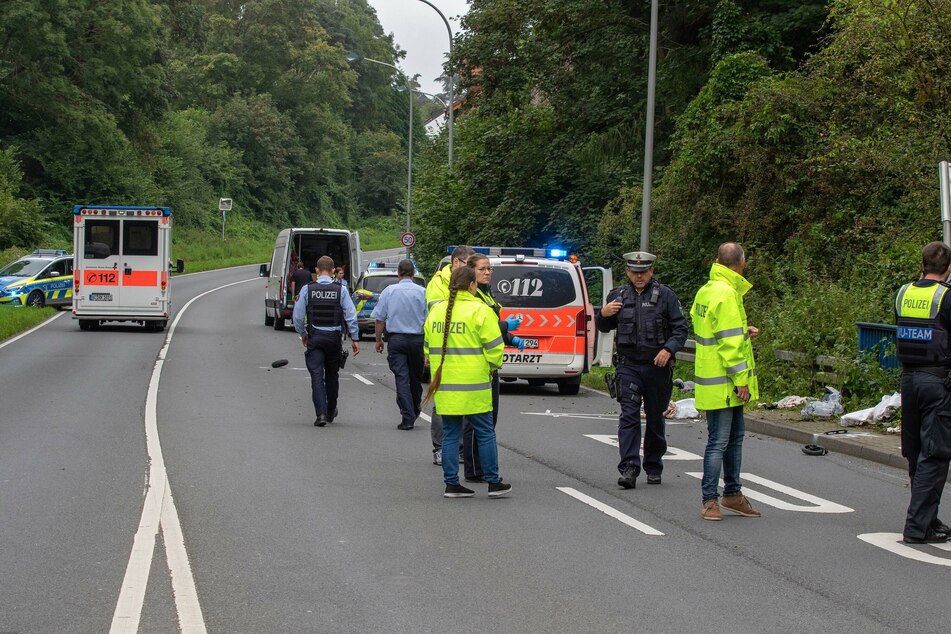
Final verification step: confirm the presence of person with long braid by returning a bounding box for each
[423,265,512,498]
[460,253,525,482]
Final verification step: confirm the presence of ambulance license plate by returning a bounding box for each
[521,338,539,349]
[89,293,112,301]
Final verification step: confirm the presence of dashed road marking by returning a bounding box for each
[684,472,853,514]
[522,410,687,424]
[858,533,951,565]
[557,487,664,535]
[585,434,702,460]
[353,373,374,385]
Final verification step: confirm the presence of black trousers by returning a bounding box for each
[901,371,951,539]
[386,333,425,427]
[463,372,501,479]
[304,331,342,417]
[616,362,672,476]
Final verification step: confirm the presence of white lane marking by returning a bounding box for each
[684,472,853,514]
[858,533,951,565]
[584,434,702,460]
[0,311,64,350]
[522,411,687,425]
[112,279,257,632]
[557,487,664,536]
[352,373,374,385]
[420,412,432,423]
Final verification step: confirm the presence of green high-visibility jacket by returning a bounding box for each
[426,264,451,311]
[425,291,504,415]
[690,263,758,410]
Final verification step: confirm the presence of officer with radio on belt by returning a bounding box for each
[597,251,687,489]
[293,255,360,427]
[894,241,951,544]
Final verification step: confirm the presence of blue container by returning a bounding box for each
[856,322,899,370]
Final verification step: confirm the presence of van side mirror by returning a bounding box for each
[173,259,185,274]
[259,263,269,277]
[48,270,61,278]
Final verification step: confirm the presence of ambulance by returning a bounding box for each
[440,246,615,395]
[72,205,183,331]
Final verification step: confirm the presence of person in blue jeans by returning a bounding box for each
[423,265,511,498]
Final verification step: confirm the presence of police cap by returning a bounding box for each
[622,251,656,272]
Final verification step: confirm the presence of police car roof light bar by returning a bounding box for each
[32,249,69,257]
[447,245,550,258]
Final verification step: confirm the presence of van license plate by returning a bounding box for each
[89,293,112,301]
[521,338,539,349]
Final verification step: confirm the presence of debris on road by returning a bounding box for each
[840,392,901,427]
[800,387,844,419]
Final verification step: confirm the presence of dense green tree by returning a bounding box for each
[0,148,45,250]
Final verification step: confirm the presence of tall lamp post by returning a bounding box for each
[640,0,659,251]
[416,0,454,167]
[346,53,415,254]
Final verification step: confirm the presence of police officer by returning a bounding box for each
[293,255,360,427]
[371,259,427,430]
[425,245,475,464]
[596,251,687,489]
[895,241,951,544]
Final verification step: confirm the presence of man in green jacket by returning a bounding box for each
[690,243,761,521]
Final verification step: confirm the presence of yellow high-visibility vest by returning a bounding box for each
[425,291,504,415]
[690,263,758,410]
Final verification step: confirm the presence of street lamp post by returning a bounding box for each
[415,0,454,167]
[640,0,659,252]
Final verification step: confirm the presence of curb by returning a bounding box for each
[743,415,935,478]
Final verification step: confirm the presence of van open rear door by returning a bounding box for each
[583,266,614,366]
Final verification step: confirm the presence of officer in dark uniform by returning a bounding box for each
[895,241,951,544]
[293,255,360,427]
[596,251,687,489]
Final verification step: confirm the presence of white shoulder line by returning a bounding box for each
[0,311,64,350]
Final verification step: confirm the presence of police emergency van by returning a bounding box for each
[439,246,614,395]
[260,228,361,330]
[72,205,183,331]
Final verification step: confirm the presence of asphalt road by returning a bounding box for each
[2,258,950,633]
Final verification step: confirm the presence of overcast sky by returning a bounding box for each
[368,0,471,98]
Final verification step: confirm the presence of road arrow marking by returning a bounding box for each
[557,487,664,535]
[684,472,853,513]
[585,434,701,459]
[858,533,951,566]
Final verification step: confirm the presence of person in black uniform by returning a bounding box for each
[292,256,360,427]
[894,241,951,544]
[291,260,313,301]
[596,251,687,489]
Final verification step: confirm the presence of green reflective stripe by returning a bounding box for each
[444,347,484,355]
[484,336,503,349]
[725,361,749,374]
[440,381,492,391]
[695,335,716,346]
[694,376,730,386]
[715,327,744,340]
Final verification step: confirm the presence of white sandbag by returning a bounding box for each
[871,392,901,423]
[840,407,875,427]
[669,398,700,419]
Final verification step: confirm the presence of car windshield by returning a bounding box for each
[0,258,48,277]
[362,276,400,294]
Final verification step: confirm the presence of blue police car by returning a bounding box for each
[0,250,74,308]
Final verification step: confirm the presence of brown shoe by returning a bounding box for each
[702,499,721,521]
[720,493,761,517]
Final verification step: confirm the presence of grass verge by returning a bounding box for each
[0,306,57,341]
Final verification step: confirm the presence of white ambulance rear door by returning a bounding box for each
[76,211,122,308]
[119,211,168,310]
[583,266,615,366]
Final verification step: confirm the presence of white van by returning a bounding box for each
[437,246,614,395]
[260,228,361,330]
[72,205,184,331]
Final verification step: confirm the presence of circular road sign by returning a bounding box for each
[401,232,416,249]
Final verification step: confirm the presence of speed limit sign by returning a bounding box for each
[401,232,416,249]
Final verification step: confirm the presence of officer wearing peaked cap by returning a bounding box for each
[596,251,687,490]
